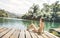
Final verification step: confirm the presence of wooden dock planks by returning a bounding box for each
[0,27,59,38]
[0,28,12,37]
[25,31,31,38]
[44,31,59,38]
[10,30,20,38]
[0,28,7,33]
[2,29,15,38]
[49,28,60,37]
[53,28,60,32]
[41,33,49,38]
[0,27,4,30]
[19,30,25,38]
[29,31,37,38]
[35,33,43,38]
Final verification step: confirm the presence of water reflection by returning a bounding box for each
[0,18,27,30]
[0,18,60,31]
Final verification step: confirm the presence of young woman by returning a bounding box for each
[38,18,44,34]
[27,17,44,34]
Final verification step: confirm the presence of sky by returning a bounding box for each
[0,0,60,15]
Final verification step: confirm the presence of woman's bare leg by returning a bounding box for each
[27,23,38,32]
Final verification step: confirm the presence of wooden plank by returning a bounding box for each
[0,28,12,37]
[19,30,25,38]
[29,31,37,38]
[0,27,4,30]
[10,29,20,38]
[0,28,7,33]
[35,33,43,38]
[44,31,59,38]
[41,34,49,38]
[2,29,15,38]
[54,28,60,32]
[25,30,31,38]
[49,28,60,37]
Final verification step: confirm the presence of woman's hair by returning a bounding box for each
[40,17,44,22]
[41,18,44,22]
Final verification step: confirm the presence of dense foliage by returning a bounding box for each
[0,9,8,17]
[22,1,60,22]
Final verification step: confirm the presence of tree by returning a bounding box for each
[0,9,8,17]
[41,3,51,19]
[28,4,39,19]
[22,4,40,20]
[51,1,59,20]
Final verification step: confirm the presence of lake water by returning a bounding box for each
[0,17,60,31]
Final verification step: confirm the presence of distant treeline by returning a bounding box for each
[0,9,20,18]
[22,1,60,22]
[0,9,8,17]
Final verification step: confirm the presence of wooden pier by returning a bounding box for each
[0,27,59,38]
[49,28,60,37]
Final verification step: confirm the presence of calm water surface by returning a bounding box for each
[0,17,60,31]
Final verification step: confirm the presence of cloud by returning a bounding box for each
[0,0,60,15]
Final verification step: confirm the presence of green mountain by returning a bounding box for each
[0,9,18,18]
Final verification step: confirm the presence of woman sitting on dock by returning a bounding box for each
[27,17,44,35]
